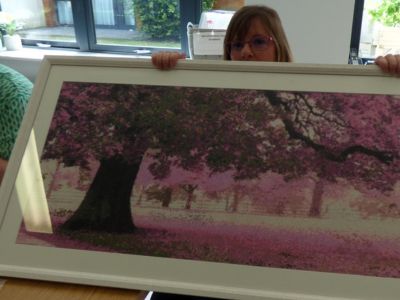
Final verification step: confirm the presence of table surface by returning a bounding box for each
[0,277,149,300]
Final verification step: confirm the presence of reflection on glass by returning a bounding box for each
[5,0,77,43]
[14,80,400,279]
[16,130,52,234]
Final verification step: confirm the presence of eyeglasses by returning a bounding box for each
[230,35,274,53]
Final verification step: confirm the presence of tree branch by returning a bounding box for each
[265,92,395,165]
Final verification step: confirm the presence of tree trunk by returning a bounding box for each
[230,192,240,212]
[182,184,197,210]
[46,160,61,199]
[161,187,172,208]
[308,178,324,217]
[225,197,230,211]
[61,157,141,232]
[185,191,194,210]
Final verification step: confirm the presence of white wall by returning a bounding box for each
[245,0,355,64]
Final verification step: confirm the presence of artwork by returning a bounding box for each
[1,56,400,300]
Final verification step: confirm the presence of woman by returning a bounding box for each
[152,5,400,74]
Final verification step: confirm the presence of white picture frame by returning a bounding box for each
[0,55,400,300]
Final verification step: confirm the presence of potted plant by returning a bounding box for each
[0,12,22,51]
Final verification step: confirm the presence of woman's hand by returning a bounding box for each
[375,54,400,76]
[151,52,186,70]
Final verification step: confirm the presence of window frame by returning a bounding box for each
[349,0,365,62]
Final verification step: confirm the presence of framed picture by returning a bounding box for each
[1,56,400,300]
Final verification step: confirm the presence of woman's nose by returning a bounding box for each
[240,43,254,60]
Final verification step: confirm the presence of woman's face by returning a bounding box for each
[229,18,277,62]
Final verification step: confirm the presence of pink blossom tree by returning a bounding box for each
[263,91,400,216]
[42,82,400,233]
[43,83,278,232]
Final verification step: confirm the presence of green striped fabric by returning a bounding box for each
[0,64,32,160]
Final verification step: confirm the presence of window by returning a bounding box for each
[0,0,209,54]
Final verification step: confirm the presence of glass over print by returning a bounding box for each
[15,80,400,279]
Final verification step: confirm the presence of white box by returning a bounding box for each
[187,23,225,59]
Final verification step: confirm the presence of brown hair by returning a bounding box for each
[223,5,293,62]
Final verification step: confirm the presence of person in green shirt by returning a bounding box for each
[0,64,32,183]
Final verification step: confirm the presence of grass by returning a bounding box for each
[59,227,181,257]
[97,38,180,48]
[17,212,400,279]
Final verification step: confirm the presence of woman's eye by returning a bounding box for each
[232,42,243,49]
[253,38,267,45]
